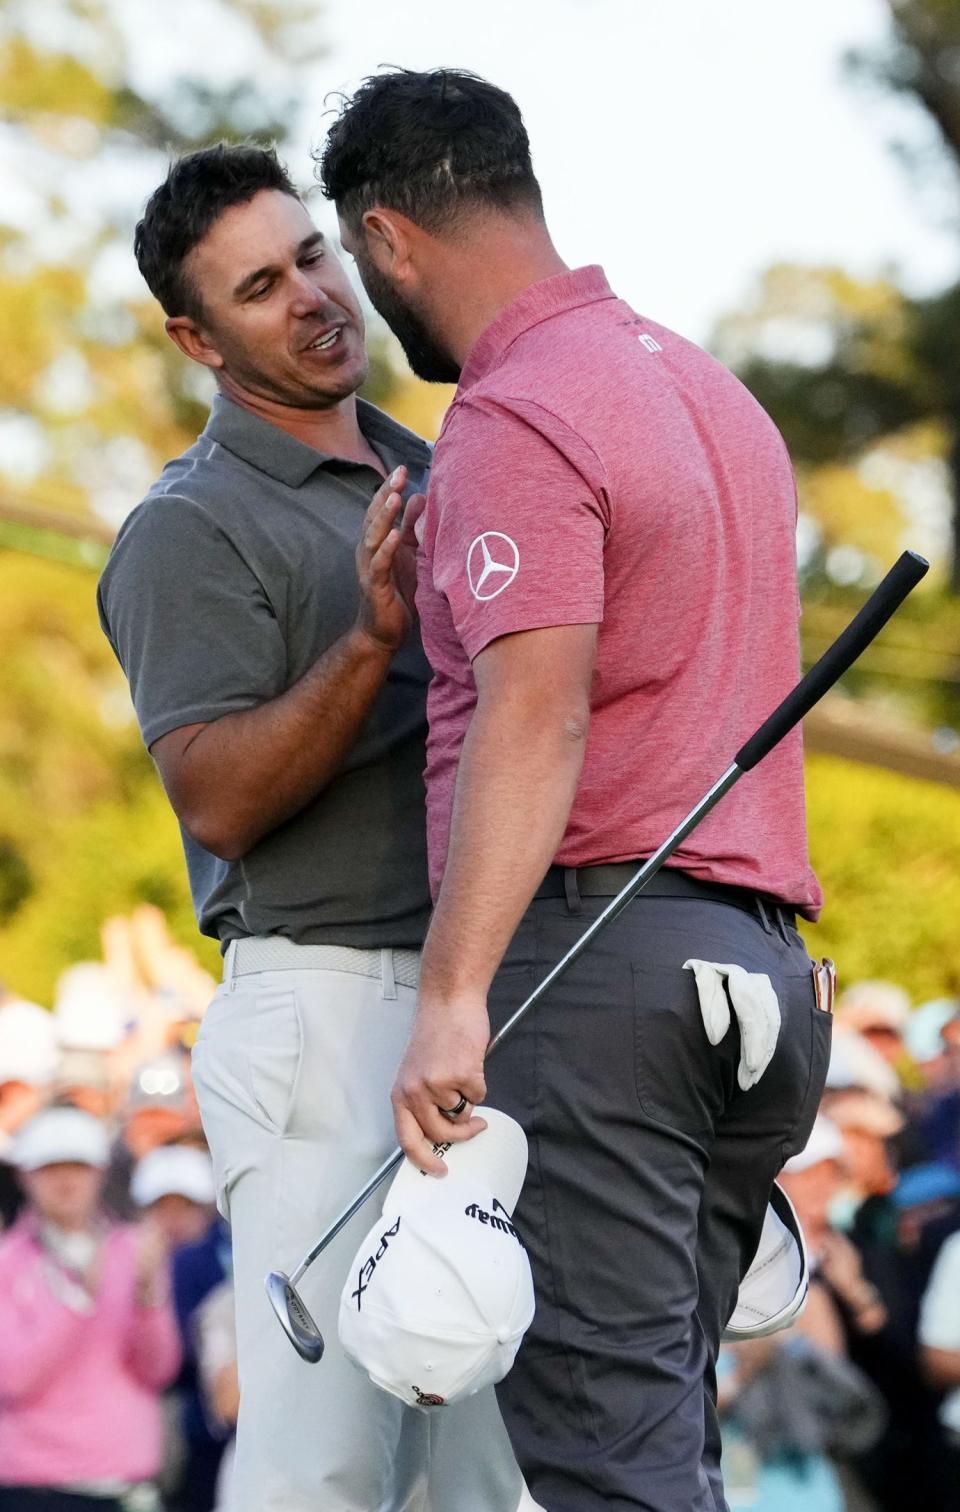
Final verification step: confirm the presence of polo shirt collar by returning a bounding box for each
[204,393,430,487]
[457,265,615,393]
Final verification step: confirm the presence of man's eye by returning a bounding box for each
[302,250,324,266]
[249,283,272,300]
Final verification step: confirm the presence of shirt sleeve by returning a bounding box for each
[918,1233,960,1350]
[98,493,287,749]
[428,395,608,662]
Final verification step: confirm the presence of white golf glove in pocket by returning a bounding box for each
[683,960,781,1090]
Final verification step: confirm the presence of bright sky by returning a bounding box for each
[2,2,955,573]
[116,0,960,345]
[318,0,959,342]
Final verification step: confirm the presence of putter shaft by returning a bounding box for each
[272,550,930,1335]
[287,762,742,1286]
[289,1145,405,1287]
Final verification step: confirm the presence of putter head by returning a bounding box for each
[265,1270,325,1363]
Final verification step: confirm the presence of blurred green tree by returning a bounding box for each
[0,1,325,984]
[0,3,454,994]
[803,752,960,1002]
[712,1,960,590]
[0,0,326,531]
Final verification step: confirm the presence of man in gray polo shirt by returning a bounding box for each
[98,144,531,1512]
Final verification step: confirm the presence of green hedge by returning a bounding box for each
[2,731,958,1007]
[802,753,960,1002]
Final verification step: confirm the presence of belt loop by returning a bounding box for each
[380,948,397,1001]
[223,939,237,988]
[774,906,791,945]
[755,898,774,935]
[563,867,582,916]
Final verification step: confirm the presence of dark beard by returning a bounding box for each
[356,254,461,384]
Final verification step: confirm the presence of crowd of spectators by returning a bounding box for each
[719,979,960,1510]
[1,914,959,1511]
[0,910,235,1512]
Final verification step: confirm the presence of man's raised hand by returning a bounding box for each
[355,467,425,652]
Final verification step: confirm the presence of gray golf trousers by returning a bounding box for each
[485,867,832,1512]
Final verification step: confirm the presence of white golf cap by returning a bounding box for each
[0,998,59,1086]
[131,1144,216,1208]
[723,1182,809,1341]
[12,1106,110,1171]
[339,1108,535,1408]
[781,1114,845,1174]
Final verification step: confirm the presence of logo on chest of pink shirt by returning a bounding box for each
[466,532,520,601]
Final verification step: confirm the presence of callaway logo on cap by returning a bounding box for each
[338,1108,535,1408]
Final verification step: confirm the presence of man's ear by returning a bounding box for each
[164,315,225,371]
[360,208,414,279]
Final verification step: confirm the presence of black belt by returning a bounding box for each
[534,862,797,929]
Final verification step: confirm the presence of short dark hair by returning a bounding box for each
[317,69,543,232]
[135,142,300,319]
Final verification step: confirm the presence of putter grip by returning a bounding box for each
[734,550,929,773]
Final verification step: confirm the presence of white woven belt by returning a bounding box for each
[228,935,421,989]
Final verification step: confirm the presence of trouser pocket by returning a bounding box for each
[633,963,728,1137]
[781,970,833,1163]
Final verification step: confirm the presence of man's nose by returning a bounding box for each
[289,271,331,317]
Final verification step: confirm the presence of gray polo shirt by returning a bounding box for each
[98,394,433,949]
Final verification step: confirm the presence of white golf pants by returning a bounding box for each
[192,941,538,1512]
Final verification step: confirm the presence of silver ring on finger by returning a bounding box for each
[438,1093,468,1121]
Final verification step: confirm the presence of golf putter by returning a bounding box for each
[267,549,929,1361]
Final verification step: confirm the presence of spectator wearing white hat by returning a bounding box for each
[125,1050,201,1160]
[0,1107,181,1512]
[101,1049,204,1223]
[906,999,960,1175]
[835,981,911,1071]
[0,996,58,1135]
[0,994,58,1229]
[778,1117,846,1255]
[824,1026,902,1105]
[131,1143,223,1512]
[829,1093,904,1208]
[780,1115,886,1331]
[132,1143,217,1250]
[784,1113,954,1512]
[135,1146,234,1512]
[905,999,960,1084]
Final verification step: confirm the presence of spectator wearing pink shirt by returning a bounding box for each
[0,1107,181,1512]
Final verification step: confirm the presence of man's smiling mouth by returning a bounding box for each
[305,326,343,353]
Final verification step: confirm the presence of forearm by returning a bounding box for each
[390,624,596,1166]
[166,625,393,859]
[127,1295,182,1389]
[210,1364,241,1426]
[420,683,589,1006]
[796,1280,847,1357]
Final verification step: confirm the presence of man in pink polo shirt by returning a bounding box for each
[321,70,830,1512]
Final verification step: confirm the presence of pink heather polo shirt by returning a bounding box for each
[416,265,822,918]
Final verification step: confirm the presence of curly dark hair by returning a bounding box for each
[134,142,300,319]
[316,68,543,232]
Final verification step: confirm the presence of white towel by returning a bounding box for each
[683,960,781,1091]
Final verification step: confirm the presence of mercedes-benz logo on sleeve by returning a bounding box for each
[466,532,520,601]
